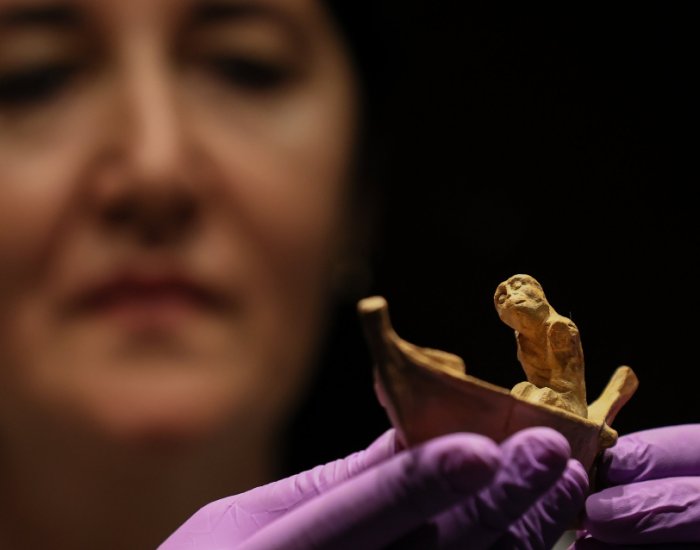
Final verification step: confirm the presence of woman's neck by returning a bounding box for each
[0,424,277,550]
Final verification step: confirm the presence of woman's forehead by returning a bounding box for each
[0,0,315,10]
[0,0,322,30]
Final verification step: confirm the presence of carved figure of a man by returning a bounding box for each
[494,275,587,417]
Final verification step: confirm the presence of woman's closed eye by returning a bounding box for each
[0,24,92,110]
[182,12,307,97]
[202,52,300,93]
[0,61,83,106]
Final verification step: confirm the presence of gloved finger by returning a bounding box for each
[570,532,700,549]
[237,433,501,550]
[584,476,700,544]
[421,427,572,549]
[599,424,700,486]
[232,427,398,513]
[159,429,398,548]
[492,458,588,550]
[391,454,587,550]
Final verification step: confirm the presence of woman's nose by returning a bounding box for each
[119,37,188,189]
[93,37,201,245]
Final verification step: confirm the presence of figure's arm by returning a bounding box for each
[587,366,638,426]
[547,319,581,356]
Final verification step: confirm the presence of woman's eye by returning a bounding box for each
[0,63,80,106]
[206,55,297,92]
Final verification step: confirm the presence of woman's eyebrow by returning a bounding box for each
[191,1,307,45]
[194,1,291,23]
[0,3,81,30]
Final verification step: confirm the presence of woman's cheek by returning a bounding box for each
[0,86,111,280]
[0,167,66,306]
[184,108,350,427]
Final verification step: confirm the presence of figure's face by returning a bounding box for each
[494,275,549,331]
[0,0,356,444]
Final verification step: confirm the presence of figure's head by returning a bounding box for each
[494,274,550,333]
[0,0,361,447]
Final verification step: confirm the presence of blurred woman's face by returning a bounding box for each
[0,0,356,444]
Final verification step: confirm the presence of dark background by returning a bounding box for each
[285,7,697,473]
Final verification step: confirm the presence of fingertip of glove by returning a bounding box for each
[504,427,572,470]
[341,428,399,477]
[370,428,400,455]
[562,459,590,502]
[566,459,589,487]
[420,433,502,493]
[582,491,618,541]
[597,433,650,485]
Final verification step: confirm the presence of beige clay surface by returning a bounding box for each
[494,274,588,417]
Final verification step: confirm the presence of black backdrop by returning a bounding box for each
[284,7,697,474]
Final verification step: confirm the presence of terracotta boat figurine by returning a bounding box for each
[358,275,638,472]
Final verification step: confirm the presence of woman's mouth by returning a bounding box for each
[70,273,228,329]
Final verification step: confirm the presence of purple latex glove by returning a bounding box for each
[572,424,700,548]
[160,427,587,550]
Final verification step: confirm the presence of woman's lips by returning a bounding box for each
[72,275,228,328]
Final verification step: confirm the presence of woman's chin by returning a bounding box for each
[72,366,259,449]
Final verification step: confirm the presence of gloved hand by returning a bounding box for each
[160,427,587,550]
[572,424,700,549]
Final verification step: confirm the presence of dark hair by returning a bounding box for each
[323,2,386,110]
[319,2,399,299]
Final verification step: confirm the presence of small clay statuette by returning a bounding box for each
[494,274,587,418]
[358,276,639,471]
